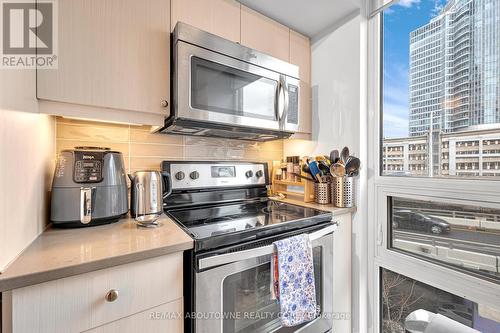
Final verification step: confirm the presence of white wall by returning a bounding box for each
[0,68,55,272]
[284,13,366,333]
[284,13,361,158]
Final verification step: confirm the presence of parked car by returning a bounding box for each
[438,303,474,327]
[392,209,451,234]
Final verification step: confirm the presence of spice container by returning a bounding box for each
[286,157,294,181]
[292,156,301,182]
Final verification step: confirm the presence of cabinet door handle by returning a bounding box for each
[377,223,383,246]
[161,100,169,108]
[105,289,119,302]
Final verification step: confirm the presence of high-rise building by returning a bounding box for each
[408,0,500,137]
[383,128,500,178]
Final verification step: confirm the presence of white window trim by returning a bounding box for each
[367,11,500,333]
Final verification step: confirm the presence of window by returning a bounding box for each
[382,0,500,179]
[381,268,500,333]
[390,196,500,282]
[368,1,500,333]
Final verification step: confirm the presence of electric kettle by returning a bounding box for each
[128,170,172,227]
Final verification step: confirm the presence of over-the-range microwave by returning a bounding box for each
[155,22,300,141]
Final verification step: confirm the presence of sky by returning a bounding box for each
[383,0,447,138]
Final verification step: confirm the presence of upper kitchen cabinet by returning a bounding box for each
[240,5,290,62]
[290,30,312,134]
[290,30,311,84]
[171,0,241,43]
[37,0,170,125]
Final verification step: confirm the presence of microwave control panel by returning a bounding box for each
[287,84,299,124]
[73,151,104,183]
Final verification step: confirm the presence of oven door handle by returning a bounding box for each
[198,222,338,270]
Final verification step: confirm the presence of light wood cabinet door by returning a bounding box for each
[290,30,312,134]
[85,299,183,333]
[3,253,183,333]
[290,30,311,84]
[37,0,171,116]
[299,81,312,134]
[240,5,290,62]
[171,0,241,43]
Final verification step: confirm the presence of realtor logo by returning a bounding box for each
[1,0,57,68]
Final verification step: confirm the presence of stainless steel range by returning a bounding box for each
[161,161,335,333]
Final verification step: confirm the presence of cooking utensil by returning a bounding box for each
[341,146,350,165]
[345,157,361,176]
[318,161,330,176]
[308,161,323,182]
[330,163,346,178]
[302,159,317,180]
[290,173,315,182]
[329,150,340,164]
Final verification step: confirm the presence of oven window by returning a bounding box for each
[222,248,322,333]
[191,57,278,121]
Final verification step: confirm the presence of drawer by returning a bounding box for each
[84,298,183,333]
[3,253,183,333]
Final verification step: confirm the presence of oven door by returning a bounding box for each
[175,40,299,133]
[194,225,334,333]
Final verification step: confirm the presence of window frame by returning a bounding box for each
[367,9,500,333]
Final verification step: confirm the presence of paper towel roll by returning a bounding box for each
[423,313,480,333]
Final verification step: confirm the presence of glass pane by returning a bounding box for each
[222,248,322,333]
[390,196,500,281]
[191,57,278,121]
[382,0,500,179]
[381,268,500,333]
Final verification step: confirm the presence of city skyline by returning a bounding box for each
[409,0,500,137]
[383,0,500,139]
[382,0,500,178]
[384,0,447,138]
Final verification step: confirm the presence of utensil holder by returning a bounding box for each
[314,183,331,204]
[332,176,354,208]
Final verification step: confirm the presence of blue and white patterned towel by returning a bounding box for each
[271,234,317,327]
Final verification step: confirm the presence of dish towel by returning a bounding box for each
[271,234,317,327]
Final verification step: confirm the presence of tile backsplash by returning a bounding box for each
[55,117,284,173]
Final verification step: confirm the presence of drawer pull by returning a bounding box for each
[105,289,119,302]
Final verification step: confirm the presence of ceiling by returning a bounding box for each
[238,0,361,39]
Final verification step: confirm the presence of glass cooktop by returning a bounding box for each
[166,199,332,251]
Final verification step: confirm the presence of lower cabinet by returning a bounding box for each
[2,253,183,333]
[85,299,183,333]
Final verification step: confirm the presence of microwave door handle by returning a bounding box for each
[275,79,282,127]
[198,223,338,270]
[277,75,288,130]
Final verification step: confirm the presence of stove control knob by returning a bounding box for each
[175,171,185,180]
[190,171,199,180]
[245,170,254,178]
[255,170,264,178]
